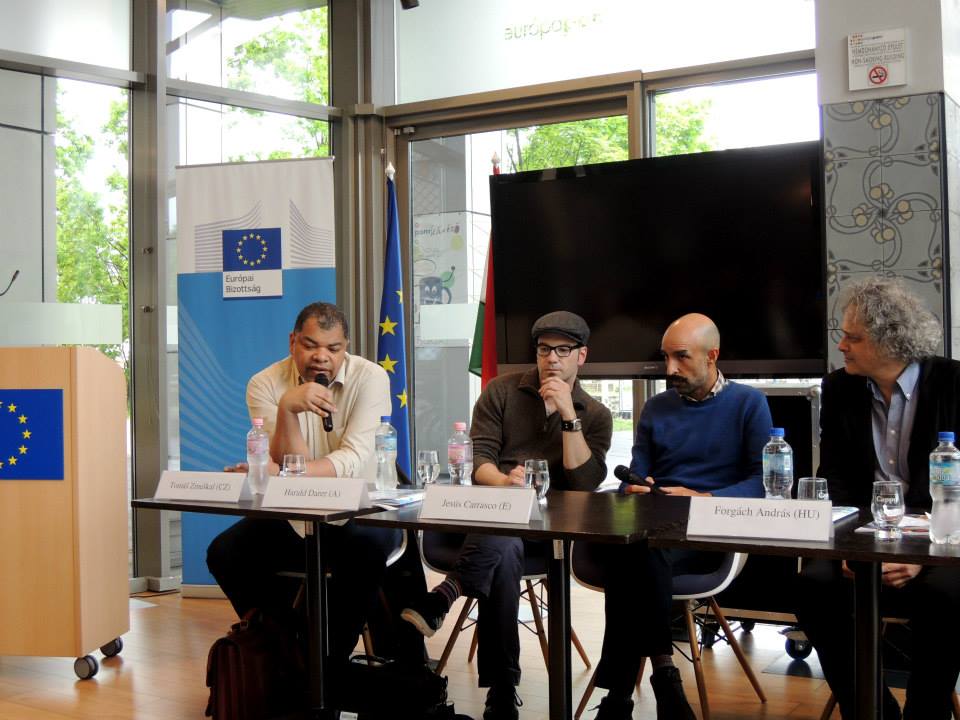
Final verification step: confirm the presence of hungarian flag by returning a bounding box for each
[468,157,500,388]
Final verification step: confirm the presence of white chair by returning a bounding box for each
[420,530,591,673]
[571,543,765,720]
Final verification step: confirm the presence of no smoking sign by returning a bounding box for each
[868,65,888,85]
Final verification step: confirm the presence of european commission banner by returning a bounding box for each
[176,157,335,589]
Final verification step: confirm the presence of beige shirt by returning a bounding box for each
[247,352,391,481]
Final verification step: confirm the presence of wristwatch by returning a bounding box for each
[560,417,582,432]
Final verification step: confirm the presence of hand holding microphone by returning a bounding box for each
[613,465,665,495]
[314,373,334,432]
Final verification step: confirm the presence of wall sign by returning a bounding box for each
[848,28,906,91]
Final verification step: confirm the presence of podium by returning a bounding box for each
[0,347,129,678]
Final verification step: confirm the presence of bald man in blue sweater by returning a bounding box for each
[590,314,771,720]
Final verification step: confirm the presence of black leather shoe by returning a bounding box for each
[593,693,634,720]
[482,685,521,720]
[650,666,697,720]
[400,591,448,638]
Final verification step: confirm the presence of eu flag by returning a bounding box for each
[377,170,411,478]
[222,228,282,271]
[0,389,64,480]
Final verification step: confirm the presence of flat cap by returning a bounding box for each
[531,310,590,346]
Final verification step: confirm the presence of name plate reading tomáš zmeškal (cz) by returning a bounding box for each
[155,470,252,503]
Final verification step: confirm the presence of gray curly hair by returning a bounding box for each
[841,277,942,363]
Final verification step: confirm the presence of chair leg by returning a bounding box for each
[571,627,592,668]
[467,623,480,662]
[362,625,374,656]
[575,667,599,720]
[820,692,837,720]
[436,597,475,674]
[684,602,710,720]
[527,579,550,669]
[707,598,766,703]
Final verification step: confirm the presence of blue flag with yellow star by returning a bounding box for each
[377,175,411,478]
[0,389,64,480]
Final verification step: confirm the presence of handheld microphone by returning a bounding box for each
[314,373,334,432]
[613,465,665,495]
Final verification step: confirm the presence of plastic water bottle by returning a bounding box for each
[375,416,398,492]
[246,417,270,494]
[762,428,793,499]
[447,421,473,485]
[929,431,960,544]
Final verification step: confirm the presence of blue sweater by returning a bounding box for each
[627,382,771,498]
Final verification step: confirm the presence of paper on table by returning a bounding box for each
[832,506,859,522]
[370,489,424,509]
[854,514,930,534]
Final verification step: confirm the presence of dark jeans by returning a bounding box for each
[445,533,548,688]
[588,541,724,695]
[206,517,402,664]
[795,559,960,720]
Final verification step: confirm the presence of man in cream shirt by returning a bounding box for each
[207,301,400,668]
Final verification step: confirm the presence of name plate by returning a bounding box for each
[687,497,832,542]
[155,470,251,503]
[262,476,370,511]
[419,485,541,524]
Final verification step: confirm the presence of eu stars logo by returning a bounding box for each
[0,389,64,481]
[222,228,283,300]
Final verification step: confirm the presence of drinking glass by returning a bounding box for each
[797,477,830,501]
[871,480,905,540]
[523,459,550,503]
[416,450,440,487]
[280,454,306,477]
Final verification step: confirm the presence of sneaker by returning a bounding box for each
[649,666,697,720]
[593,692,634,720]
[400,591,448,638]
[482,685,521,720]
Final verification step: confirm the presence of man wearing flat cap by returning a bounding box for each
[402,310,612,720]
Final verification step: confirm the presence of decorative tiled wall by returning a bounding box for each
[823,92,948,369]
[946,93,960,358]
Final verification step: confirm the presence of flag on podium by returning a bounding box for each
[468,153,501,389]
[0,388,64,480]
[377,164,411,478]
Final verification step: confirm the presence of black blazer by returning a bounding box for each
[818,356,960,510]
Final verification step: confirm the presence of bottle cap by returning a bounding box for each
[380,415,391,423]
[252,417,264,427]
[769,427,785,437]
[939,431,955,442]
[454,421,467,431]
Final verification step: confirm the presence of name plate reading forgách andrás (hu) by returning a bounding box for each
[419,484,541,524]
[687,497,832,542]
[262,476,371,511]
[155,470,251,503]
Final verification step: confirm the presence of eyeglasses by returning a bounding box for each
[535,343,581,358]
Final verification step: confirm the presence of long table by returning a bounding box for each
[131,495,381,717]
[135,493,960,720]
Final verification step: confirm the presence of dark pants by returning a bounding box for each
[796,559,960,720]
[590,541,723,695]
[206,517,402,664]
[446,533,548,688]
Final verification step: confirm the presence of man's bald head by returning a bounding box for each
[662,313,720,353]
[661,313,721,401]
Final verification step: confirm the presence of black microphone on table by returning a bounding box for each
[314,372,334,432]
[613,465,666,495]
[0,270,20,297]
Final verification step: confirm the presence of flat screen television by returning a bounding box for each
[489,140,826,378]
